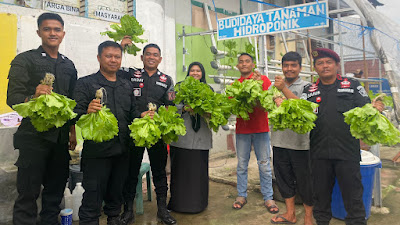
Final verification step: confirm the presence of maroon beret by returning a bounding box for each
[312,48,340,63]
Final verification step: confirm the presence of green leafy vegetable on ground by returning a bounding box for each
[268,99,318,134]
[343,103,400,146]
[174,76,232,132]
[129,105,186,148]
[13,73,76,132]
[101,15,147,55]
[76,106,118,143]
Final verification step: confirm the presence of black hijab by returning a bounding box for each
[186,62,207,132]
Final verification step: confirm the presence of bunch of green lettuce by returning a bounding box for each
[101,15,147,56]
[76,106,119,143]
[174,76,232,131]
[368,91,393,108]
[226,79,281,120]
[13,92,77,132]
[154,106,186,144]
[129,115,161,148]
[129,106,186,148]
[343,103,400,146]
[259,86,283,112]
[268,99,318,134]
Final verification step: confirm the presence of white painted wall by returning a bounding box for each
[0,1,176,80]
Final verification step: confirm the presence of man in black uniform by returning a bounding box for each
[301,48,384,225]
[118,39,176,225]
[73,41,139,225]
[7,13,77,225]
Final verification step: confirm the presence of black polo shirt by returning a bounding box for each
[301,75,370,161]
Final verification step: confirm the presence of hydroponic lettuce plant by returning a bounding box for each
[129,104,186,148]
[76,89,119,143]
[343,103,400,146]
[225,79,281,120]
[101,15,147,56]
[12,73,77,132]
[174,76,232,132]
[268,99,318,134]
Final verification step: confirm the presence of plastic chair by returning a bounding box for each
[135,162,152,214]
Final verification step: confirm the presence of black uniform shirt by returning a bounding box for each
[7,46,77,145]
[117,67,175,113]
[301,75,370,161]
[73,71,140,158]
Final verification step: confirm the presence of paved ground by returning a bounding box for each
[85,145,400,225]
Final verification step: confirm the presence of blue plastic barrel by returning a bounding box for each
[331,150,381,220]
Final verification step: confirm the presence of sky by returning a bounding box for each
[376,0,400,25]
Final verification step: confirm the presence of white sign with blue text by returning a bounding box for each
[217,1,329,40]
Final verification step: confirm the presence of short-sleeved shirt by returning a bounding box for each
[301,75,370,161]
[235,73,271,134]
[271,78,310,150]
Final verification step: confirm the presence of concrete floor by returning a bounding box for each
[84,146,400,225]
[1,146,399,225]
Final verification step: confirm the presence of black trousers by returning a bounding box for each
[312,159,366,225]
[13,139,70,225]
[168,147,209,213]
[78,154,129,225]
[273,147,313,206]
[123,140,168,204]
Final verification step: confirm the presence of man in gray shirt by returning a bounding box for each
[270,52,313,225]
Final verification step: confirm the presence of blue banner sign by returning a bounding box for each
[217,1,329,40]
[368,78,391,96]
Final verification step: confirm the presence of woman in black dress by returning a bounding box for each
[168,62,213,213]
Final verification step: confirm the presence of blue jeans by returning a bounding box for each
[236,132,273,201]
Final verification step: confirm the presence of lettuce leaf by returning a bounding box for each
[268,99,318,134]
[13,92,77,132]
[129,115,161,148]
[343,103,400,146]
[76,106,119,143]
[225,79,279,120]
[101,15,147,56]
[154,106,186,144]
[129,106,186,148]
[174,76,232,132]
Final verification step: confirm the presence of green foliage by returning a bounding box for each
[174,76,232,132]
[129,115,161,148]
[368,91,393,108]
[13,92,77,132]
[129,106,186,148]
[154,106,186,144]
[259,86,282,112]
[244,42,256,59]
[76,106,119,143]
[223,40,238,68]
[101,15,147,56]
[343,103,400,146]
[225,79,262,120]
[268,99,319,134]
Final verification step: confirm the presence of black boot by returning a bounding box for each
[157,198,177,225]
[120,201,135,225]
[107,216,121,225]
